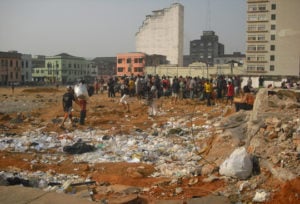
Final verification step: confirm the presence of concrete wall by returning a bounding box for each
[136,3,184,66]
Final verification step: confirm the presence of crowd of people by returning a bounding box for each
[60,75,257,127]
[104,74,246,104]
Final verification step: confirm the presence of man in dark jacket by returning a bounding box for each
[60,86,75,128]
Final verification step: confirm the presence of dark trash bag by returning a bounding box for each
[63,142,96,154]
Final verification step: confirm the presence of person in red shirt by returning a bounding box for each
[226,81,234,105]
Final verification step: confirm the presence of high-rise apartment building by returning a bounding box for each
[135,3,184,66]
[190,31,224,66]
[246,0,300,77]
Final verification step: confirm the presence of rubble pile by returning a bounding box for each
[0,87,299,203]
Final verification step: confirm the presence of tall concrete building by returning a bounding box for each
[246,0,300,77]
[190,31,224,66]
[135,3,184,66]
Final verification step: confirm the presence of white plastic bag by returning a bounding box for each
[219,147,253,179]
[74,83,89,100]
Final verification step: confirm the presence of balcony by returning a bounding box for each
[247,0,269,3]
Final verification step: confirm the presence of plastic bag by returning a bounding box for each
[74,83,89,100]
[219,147,253,179]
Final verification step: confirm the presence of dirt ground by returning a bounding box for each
[0,86,299,203]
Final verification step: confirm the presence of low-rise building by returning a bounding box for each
[0,51,22,85]
[32,53,97,84]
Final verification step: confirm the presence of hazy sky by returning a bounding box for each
[0,0,246,59]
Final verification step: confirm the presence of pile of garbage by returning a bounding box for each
[0,88,299,203]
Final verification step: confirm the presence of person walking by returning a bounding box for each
[119,80,130,112]
[226,81,234,105]
[60,86,76,128]
[75,80,88,125]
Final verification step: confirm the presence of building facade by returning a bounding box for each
[135,3,184,66]
[21,54,33,83]
[246,0,300,77]
[32,53,97,84]
[214,52,245,65]
[0,51,22,85]
[116,52,146,77]
[93,57,116,79]
[190,31,224,66]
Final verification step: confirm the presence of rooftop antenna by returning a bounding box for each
[205,0,211,30]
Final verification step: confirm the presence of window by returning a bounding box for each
[258,14,267,21]
[26,61,28,68]
[258,4,266,11]
[257,65,265,71]
[257,25,266,31]
[247,65,256,71]
[270,65,275,71]
[257,55,265,61]
[16,72,18,79]
[271,35,276,40]
[271,14,276,20]
[271,24,276,30]
[270,45,275,51]
[247,55,256,61]
[248,45,256,51]
[270,55,275,61]
[248,25,256,31]
[271,4,276,10]
[248,5,257,12]
[127,58,131,64]
[117,67,124,72]
[117,59,122,64]
[134,58,138,63]
[134,67,143,72]
[257,35,265,41]
[248,35,256,41]
[10,60,13,67]
[257,45,265,51]
[248,15,257,21]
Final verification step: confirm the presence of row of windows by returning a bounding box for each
[1,59,20,67]
[117,67,144,73]
[248,24,276,32]
[248,14,276,21]
[247,44,276,52]
[33,70,90,75]
[247,65,275,72]
[248,34,266,41]
[248,3,276,12]
[117,58,144,64]
[248,4,267,12]
[191,42,213,47]
[46,63,94,69]
[247,54,275,61]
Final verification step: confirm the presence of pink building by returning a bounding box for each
[116,52,146,77]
